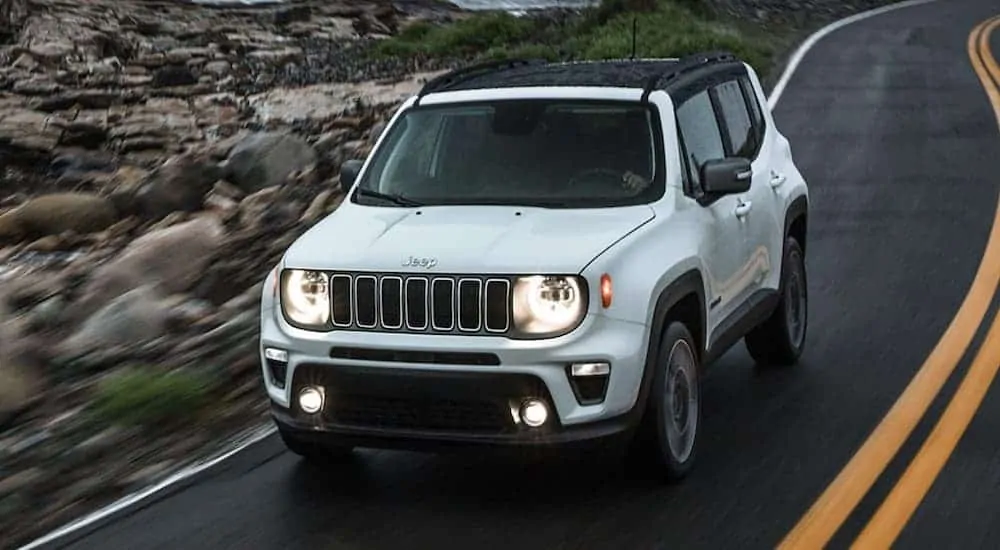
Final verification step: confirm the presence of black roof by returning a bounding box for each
[417,52,739,100]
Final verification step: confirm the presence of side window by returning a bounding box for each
[713,80,756,159]
[739,76,766,148]
[675,90,725,189]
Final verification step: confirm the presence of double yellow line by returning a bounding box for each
[779,15,1000,549]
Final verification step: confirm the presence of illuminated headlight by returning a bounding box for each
[280,269,330,329]
[511,276,587,338]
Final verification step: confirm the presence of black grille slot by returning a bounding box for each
[330,395,510,433]
[458,279,482,331]
[405,278,428,329]
[331,275,352,326]
[484,280,510,332]
[380,277,403,329]
[431,278,455,330]
[330,347,501,365]
[355,276,377,328]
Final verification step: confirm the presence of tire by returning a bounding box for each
[745,236,808,366]
[278,425,355,464]
[630,321,702,482]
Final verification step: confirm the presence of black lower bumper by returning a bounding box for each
[272,363,640,452]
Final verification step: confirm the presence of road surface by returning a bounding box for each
[30,0,1000,548]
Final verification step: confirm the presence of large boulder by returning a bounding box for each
[57,285,171,361]
[224,132,317,193]
[73,215,224,321]
[130,151,222,221]
[0,289,41,428]
[0,193,118,241]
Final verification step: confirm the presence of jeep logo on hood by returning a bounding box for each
[402,256,438,269]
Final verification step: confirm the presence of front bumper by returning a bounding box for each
[260,295,651,448]
[271,364,637,452]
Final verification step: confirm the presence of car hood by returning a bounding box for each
[282,202,655,274]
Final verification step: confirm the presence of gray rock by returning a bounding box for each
[224,132,317,193]
[59,285,172,360]
[73,216,225,323]
[0,193,118,242]
[132,152,221,221]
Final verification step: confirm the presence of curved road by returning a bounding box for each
[31,0,1000,548]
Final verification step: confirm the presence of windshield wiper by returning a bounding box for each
[354,188,424,207]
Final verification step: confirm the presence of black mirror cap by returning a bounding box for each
[701,157,752,196]
[339,159,364,189]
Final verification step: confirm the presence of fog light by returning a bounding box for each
[520,398,549,427]
[298,386,324,414]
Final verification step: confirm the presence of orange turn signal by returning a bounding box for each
[600,274,613,308]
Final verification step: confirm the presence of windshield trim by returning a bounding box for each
[350,98,667,210]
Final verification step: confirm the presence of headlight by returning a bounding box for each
[280,269,330,329]
[511,275,587,338]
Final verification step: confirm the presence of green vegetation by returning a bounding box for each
[375,0,789,77]
[90,368,214,428]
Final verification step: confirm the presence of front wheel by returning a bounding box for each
[630,321,702,482]
[745,236,808,366]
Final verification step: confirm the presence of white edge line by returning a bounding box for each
[17,424,278,550]
[767,0,939,109]
[16,0,943,548]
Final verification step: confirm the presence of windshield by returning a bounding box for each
[351,99,664,208]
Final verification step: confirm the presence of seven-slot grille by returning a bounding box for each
[329,273,511,335]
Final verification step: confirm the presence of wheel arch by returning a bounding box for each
[631,269,707,421]
[784,194,809,255]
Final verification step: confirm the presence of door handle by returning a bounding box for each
[770,172,787,188]
[735,200,752,218]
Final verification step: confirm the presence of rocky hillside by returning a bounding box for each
[0,0,459,546]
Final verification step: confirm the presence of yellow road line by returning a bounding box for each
[850,17,1000,548]
[778,15,1000,549]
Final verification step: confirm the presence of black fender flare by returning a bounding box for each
[783,194,809,253]
[625,269,706,424]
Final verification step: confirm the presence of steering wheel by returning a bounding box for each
[567,167,625,188]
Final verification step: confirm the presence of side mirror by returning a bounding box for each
[701,157,752,196]
[339,159,364,189]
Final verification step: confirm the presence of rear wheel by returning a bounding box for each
[630,321,702,482]
[278,425,355,464]
[745,236,808,366]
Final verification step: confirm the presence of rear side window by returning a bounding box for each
[739,77,766,150]
[713,80,757,159]
[675,90,725,189]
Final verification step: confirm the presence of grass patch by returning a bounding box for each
[90,368,215,429]
[375,0,788,77]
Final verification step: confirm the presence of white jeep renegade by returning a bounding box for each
[259,52,810,480]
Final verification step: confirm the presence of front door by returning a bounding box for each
[675,89,754,335]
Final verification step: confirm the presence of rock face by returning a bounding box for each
[58,285,171,361]
[132,152,223,220]
[224,132,318,193]
[74,216,225,320]
[0,0,464,546]
[0,194,118,240]
[0,291,40,427]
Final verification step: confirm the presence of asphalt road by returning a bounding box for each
[34,1,1000,548]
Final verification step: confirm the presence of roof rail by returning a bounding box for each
[415,58,545,104]
[640,50,738,101]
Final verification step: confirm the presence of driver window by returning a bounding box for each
[675,90,725,190]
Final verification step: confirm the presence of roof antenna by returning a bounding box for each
[630,16,638,60]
